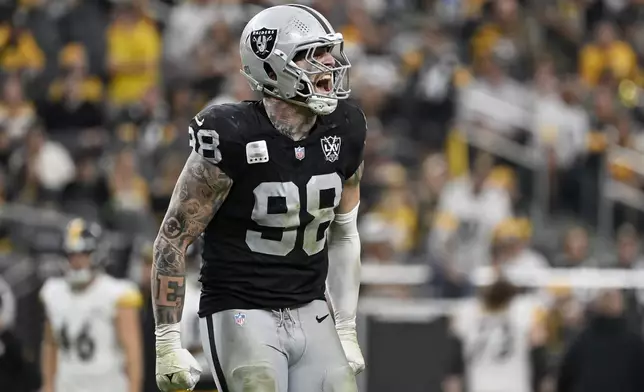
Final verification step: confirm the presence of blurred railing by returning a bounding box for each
[456,86,550,230]
[600,144,644,237]
[358,263,644,392]
[0,203,140,281]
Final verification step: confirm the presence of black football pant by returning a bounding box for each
[199,300,357,392]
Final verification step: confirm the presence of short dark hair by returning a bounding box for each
[481,276,518,311]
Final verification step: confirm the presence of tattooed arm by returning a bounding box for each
[152,151,233,325]
[326,161,365,374]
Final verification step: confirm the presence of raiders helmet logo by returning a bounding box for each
[250,27,278,60]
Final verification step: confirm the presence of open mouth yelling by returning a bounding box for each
[314,74,333,93]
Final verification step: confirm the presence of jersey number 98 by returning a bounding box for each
[246,173,343,256]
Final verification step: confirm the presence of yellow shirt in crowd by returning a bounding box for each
[107,18,161,106]
[48,77,104,103]
[579,40,637,86]
[0,24,44,73]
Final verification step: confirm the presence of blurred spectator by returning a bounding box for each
[557,289,644,392]
[416,154,449,248]
[0,12,44,76]
[169,84,198,126]
[39,43,103,133]
[532,61,588,171]
[470,0,540,81]
[164,0,223,83]
[39,42,103,132]
[406,22,458,150]
[553,226,597,268]
[107,3,161,108]
[619,0,644,60]
[432,153,512,273]
[579,20,637,87]
[107,147,150,214]
[0,276,40,391]
[0,74,36,141]
[609,224,644,333]
[0,125,11,171]
[359,213,411,298]
[193,19,238,98]
[493,217,550,274]
[532,63,590,213]
[9,124,75,203]
[61,152,110,222]
[611,223,644,268]
[40,72,104,133]
[458,53,530,137]
[538,0,587,73]
[150,152,183,221]
[115,86,171,171]
[48,43,103,104]
[203,72,256,107]
[127,240,157,392]
[369,161,418,254]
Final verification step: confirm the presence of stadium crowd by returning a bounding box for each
[1,0,644,391]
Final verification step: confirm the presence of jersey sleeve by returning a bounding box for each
[188,105,246,180]
[450,301,469,338]
[39,279,55,306]
[344,106,367,179]
[114,280,144,309]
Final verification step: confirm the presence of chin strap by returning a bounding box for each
[306,95,338,115]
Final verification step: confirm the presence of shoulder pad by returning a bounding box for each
[40,278,64,305]
[114,280,143,308]
[333,100,368,134]
[188,103,250,179]
[333,100,367,179]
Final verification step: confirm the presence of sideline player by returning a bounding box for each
[151,4,366,392]
[40,218,144,392]
[443,275,548,392]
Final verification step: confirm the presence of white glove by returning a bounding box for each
[337,327,365,375]
[155,324,202,392]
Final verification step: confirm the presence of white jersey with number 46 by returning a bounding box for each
[40,273,142,392]
[452,295,544,392]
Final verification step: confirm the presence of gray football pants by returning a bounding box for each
[199,300,358,392]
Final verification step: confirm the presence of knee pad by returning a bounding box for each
[322,365,357,392]
[231,364,279,392]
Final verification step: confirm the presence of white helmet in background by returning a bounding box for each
[239,4,351,115]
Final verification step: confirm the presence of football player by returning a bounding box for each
[40,218,144,392]
[151,4,365,392]
[443,275,549,392]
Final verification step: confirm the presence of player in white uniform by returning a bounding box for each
[40,218,144,392]
[444,276,548,392]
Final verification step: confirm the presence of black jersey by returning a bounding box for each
[190,100,367,316]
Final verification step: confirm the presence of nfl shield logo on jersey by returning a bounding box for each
[294,146,305,160]
[320,136,341,162]
[234,313,246,326]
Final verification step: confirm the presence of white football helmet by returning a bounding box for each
[62,218,103,286]
[240,4,351,115]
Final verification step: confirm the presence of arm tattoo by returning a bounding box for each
[345,161,364,186]
[152,152,233,325]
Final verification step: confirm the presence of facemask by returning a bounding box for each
[66,267,93,286]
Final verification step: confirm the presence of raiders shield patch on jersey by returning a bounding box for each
[321,136,341,162]
[250,28,277,60]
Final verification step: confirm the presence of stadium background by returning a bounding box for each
[1,0,644,390]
